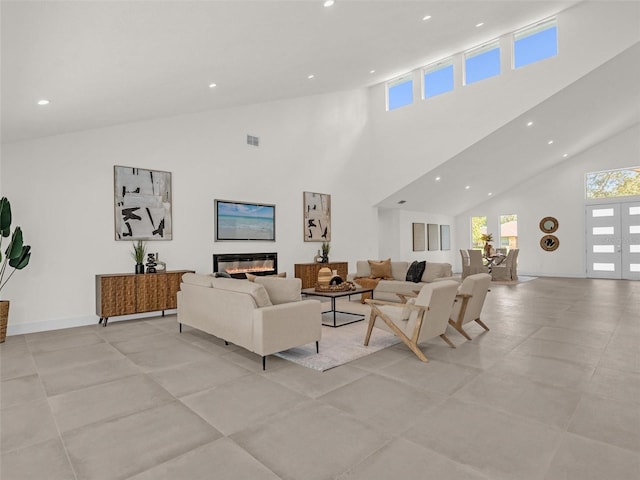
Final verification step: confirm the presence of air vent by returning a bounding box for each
[247,135,259,147]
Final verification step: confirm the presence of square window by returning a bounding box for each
[514,20,558,68]
[423,62,454,99]
[465,42,500,85]
[387,77,414,111]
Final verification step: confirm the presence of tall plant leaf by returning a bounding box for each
[9,245,31,270]
[6,227,24,259]
[0,197,11,237]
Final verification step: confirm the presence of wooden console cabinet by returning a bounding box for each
[95,270,193,326]
[294,262,348,289]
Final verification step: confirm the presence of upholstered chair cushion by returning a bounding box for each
[210,278,272,307]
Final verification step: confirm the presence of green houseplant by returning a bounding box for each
[132,240,146,274]
[0,197,32,342]
[480,233,494,257]
[321,241,330,263]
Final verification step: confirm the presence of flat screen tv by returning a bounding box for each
[215,199,276,241]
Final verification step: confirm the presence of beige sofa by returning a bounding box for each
[177,273,322,369]
[348,260,455,303]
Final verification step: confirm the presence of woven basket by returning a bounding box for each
[0,301,9,343]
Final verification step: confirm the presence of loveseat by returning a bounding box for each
[348,259,455,303]
[177,273,322,369]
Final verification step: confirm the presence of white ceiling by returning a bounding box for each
[2,0,638,216]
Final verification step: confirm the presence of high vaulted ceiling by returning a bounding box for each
[2,0,581,144]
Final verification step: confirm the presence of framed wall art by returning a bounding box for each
[440,224,451,250]
[303,191,331,241]
[215,199,276,241]
[412,223,425,251]
[114,166,172,240]
[427,223,439,251]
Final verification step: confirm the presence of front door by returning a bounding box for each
[586,201,640,280]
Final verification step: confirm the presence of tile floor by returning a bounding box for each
[1,277,639,479]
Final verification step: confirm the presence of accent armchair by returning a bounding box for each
[449,273,491,340]
[364,280,459,362]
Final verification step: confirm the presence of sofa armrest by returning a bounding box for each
[252,299,322,356]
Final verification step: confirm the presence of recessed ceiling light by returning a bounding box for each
[422,15,432,21]
[563,153,569,158]
[465,185,471,190]
[37,99,50,106]
[475,22,484,27]
[307,74,315,79]
[488,192,493,196]
[323,0,335,7]
[548,140,554,145]
[369,70,376,74]
[527,121,533,127]
[208,83,217,88]
[435,176,441,181]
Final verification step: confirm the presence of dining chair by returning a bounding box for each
[468,249,489,275]
[364,281,459,362]
[449,273,491,340]
[496,248,507,255]
[491,249,516,281]
[460,249,471,279]
[510,249,519,280]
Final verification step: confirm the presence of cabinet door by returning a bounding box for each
[165,272,183,309]
[98,275,136,317]
[136,274,168,312]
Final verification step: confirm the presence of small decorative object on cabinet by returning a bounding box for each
[132,240,146,274]
[321,242,330,263]
[95,270,193,326]
[295,261,348,289]
[146,253,157,273]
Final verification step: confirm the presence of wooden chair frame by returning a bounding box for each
[448,292,490,340]
[364,298,455,362]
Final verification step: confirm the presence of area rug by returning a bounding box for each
[274,300,401,371]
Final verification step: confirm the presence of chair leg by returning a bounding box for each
[440,334,456,349]
[364,310,377,346]
[262,356,266,370]
[316,341,319,353]
[449,319,472,341]
[475,318,490,331]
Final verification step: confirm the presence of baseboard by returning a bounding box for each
[6,310,177,336]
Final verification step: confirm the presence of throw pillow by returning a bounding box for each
[246,272,286,282]
[254,276,302,304]
[368,258,392,279]
[214,272,231,278]
[405,261,426,283]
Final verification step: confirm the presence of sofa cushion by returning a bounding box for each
[246,272,287,281]
[181,273,214,287]
[356,260,371,278]
[421,262,453,283]
[254,276,302,305]
[210,278,272,307]
[368,259,392,278]
[405,261,426,283]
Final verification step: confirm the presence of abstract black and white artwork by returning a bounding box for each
[303,191,331,242]
[114,166,172,241]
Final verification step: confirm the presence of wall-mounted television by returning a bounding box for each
[215,199,276,241]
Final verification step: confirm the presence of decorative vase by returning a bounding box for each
[135,263,145,274]
[0,300,9,343]
[321,255,329,263]
[484,243,492,257]
[314,250,323,263]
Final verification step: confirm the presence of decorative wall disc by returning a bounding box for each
[540,234,559,251]
[539,216,559,233]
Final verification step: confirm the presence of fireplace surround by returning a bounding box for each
[213,252,278,279]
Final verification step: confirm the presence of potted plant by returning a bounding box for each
[480,233,494,257]
[0,197,32,343]
[321,241,330,263]
[132,240,146,274]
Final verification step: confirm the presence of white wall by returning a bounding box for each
[1,89,379,333]
[454,124,640,277]
[367,1,640,205]
[378,209,457,266]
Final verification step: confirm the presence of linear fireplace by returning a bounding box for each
[213,252,278,279]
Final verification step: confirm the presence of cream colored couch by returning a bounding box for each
[348,260,456,303]
[177,273,322,369]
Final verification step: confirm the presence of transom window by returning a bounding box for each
[423,60,454,99]
[464,41,500,85]
[586,166,640,199]
[387,76,414,111]
[514,19,558,69]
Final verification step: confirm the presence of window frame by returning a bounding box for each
[513,18,558,69]
[463,40,501,86]
[422,59,455,100]
[386,74,414,111]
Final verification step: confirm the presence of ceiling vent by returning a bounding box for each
[247,135,259,147]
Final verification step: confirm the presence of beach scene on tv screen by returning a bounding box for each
[217,201,275,240]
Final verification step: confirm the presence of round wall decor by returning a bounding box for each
[540,234,559,251]
[539,216,559,233]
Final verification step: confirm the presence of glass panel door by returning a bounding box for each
[586,204,621,279]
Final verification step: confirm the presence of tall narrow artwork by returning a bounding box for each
[303,192,331,242]
[114,166,172,240]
